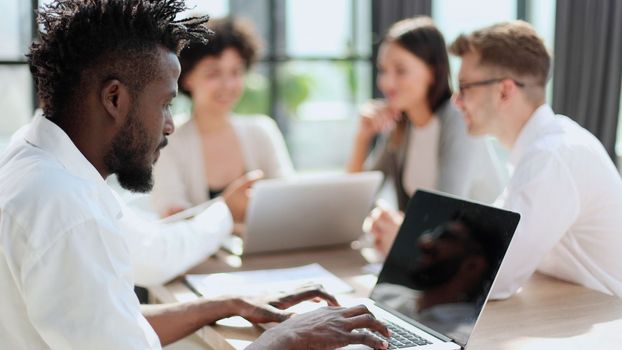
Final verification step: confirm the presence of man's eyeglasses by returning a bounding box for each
[457,78,525,96]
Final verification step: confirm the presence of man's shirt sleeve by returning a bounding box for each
[491,150,580,299]
[122,198,233,286]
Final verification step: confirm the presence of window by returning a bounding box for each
[2,0,568,171]
[526,0,556,103]
[433,0,517,87]
[172,0,372,170]
[180,0,229,18]
[432,0,556,95]
[0,67,32,142]
[0,0,33,142]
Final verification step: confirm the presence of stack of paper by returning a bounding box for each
[185,263,353,298]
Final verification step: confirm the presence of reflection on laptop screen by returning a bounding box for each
[370,190,519,347]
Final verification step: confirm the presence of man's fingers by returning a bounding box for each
[370,207,403,239]
[347,331,389,349]
[267,309,293,323]
[300,289,340,307]
[370,217,390,237]
[366,207,384,235]
[270,286,340,308]
[378,209,393,221]
[302,288,340,307]
[245,306,292,323]
[369,206,390,223]
[341,304,373,318]
[342,304,391,338]
[346,314,390,338]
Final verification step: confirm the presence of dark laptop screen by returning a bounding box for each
[370,190,519,346]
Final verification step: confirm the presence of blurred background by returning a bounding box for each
[1,0,620,173]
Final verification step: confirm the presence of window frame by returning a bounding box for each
[0,0,38,114]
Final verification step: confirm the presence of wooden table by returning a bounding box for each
[150,245,622,350]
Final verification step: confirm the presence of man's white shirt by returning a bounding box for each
[8,110,235,287]
[0,115,161,349]
[491,104,622,298]
[121,196,232,286]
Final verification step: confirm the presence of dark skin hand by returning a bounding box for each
[236,284,340,324]
[144,284,341,346]
[248,304,391,350]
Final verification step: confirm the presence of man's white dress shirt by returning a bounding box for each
[8,111,234,287]
[0,115,161,349]
[121,197,232,286]
[491,104,622,299]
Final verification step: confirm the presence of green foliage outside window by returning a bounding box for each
[234,69,315,118]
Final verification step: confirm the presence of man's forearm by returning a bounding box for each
[142,298,241,346]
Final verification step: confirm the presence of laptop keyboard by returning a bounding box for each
[358,321,432,349]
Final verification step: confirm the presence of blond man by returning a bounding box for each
[450,21,622,299]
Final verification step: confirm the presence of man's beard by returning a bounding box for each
[410,255,465,290]
[104,109,157,193]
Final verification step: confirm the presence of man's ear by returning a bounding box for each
[499,79,517,102]
[100,79,131,127]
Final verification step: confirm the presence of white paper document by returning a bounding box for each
[185,263,353,298]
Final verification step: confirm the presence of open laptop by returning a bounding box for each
[234,171,383,254]
[338,189,520,349]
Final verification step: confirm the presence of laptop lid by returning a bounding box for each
[241,171,383,254]
[369,190,520,347]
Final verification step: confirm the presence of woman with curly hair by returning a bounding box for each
[151,17,294,219]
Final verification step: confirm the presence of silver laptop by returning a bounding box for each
[341,190,520,349]
[235,171,383,255]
